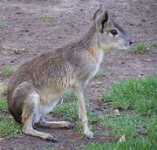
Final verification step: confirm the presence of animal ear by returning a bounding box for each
[96,11,110,33]
[92,4,104,20]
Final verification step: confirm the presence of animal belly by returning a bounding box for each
[33,99,59,123]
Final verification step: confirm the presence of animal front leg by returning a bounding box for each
[75,88,93,139]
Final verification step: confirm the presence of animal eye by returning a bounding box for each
[110,29,118,36]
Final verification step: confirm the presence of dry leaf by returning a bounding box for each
[118,135,126,143]
[114,109,120,116]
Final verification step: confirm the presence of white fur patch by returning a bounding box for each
[85,49,104,86]
[34,99,59,123]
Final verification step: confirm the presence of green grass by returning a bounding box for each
[103,112,157,141]
[73,111,102,134]
[66,91,77,101]
[131,42,153,54]
[146,118,157,143]
[95,76,157,149]
[104,112,141,139]
[0,98,7,115]
[55,76,157,149]
[0,19,7,28]
[55,91,101,123]
[54,101,101,136]
[54,94,102,135]
[41,15,53,22]
[0,99,21,137]
[0,43,9,51]
[0,83,7,96]
[54,101,101,124]
[0,65,16,76]
[84,139,157,150]
[101,76,157,114]
[0,75,156,149]
[0,117,21,137]
[74,122,83,134]
[54,102,78,122]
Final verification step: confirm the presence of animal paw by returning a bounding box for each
[62,121,73,128]
[84,130,94,139]
[46,134,57,142]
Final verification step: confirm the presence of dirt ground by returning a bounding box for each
[0,0,157,149]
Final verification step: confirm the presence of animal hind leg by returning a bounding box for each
[22,114,56,141]
[21,88,56,141]
[36,118,72,129]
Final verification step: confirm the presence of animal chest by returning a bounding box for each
[85,49,104,85]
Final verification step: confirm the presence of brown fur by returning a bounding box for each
[7,6,132,141]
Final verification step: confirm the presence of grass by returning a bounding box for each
[66,91,77,101]
[0,19,7,28]
[84,139,156,150]
[0,98,7,115]
[103,112,142,139]
[54,101,78,122]
[41,15,53,22]
[0,83,7,96]
[0,99,21,137]
[131,42,153,54]
[54,93,102,135]
[54,101,101,124]
[0,43,9,51]
[0,117,21,137]
[55,76,157,149]
[0,65,16,76]
[101,76,157,114]
[74,122,83,134]
[54,101,101,135]
[94,76,157,149]
[0,74,156,149]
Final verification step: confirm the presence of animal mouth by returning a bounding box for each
[122,43,132,50]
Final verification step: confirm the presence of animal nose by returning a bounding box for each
[129,41,133,45]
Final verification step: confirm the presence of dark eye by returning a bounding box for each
[110,29,118,36]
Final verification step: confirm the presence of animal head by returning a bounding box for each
[93,5,132,51]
